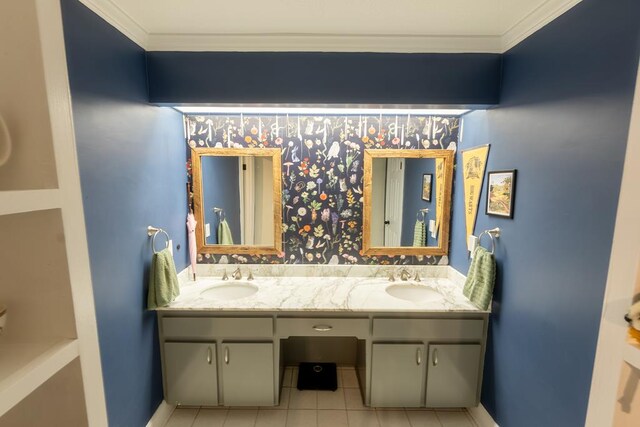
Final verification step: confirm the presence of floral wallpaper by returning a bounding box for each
[185,114,459,265]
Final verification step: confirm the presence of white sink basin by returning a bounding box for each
[385,283,443,302]
[200,281,258,300]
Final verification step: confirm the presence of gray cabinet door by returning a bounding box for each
[426,344,481,407]
[370,343,426,407]
[164,342,217,406]
[221,343,275,406]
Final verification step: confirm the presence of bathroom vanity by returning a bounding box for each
[156,267,488,409]
[158,144,487,409]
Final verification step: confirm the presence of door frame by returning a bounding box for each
[585,61,640,426]
[384,157,405,246]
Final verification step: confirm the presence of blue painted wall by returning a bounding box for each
[401,158,436,246]
[146,52,501,106]
[201,156,241,244]
[60,1,189,426]
[450,1,640,425]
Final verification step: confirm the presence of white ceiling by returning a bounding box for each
[79,0,582,52]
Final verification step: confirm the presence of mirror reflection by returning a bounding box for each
[192,147,282,255]
[201,155,274,246]
[363,149,453,256]
[371,157,440,248]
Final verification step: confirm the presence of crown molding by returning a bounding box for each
[145,33,502,53]
[501,0,583,52]
[77,0,147,49]
[76,0,582,54]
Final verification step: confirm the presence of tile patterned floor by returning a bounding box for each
[164,367,477,427]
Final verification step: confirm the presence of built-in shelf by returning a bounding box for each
[0,0,107,423]
[0,356,88,426]
[0,339,78,417]
[0,189,61,215]
[623,341,640,370]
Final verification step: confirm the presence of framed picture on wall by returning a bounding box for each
[486,170,517,218]
[422,174,433,202]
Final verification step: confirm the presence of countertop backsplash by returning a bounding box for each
[193,263,451,280]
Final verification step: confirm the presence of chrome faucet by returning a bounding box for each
[399,268,411,281]
[232,267,242,280]
[221,270,229,281]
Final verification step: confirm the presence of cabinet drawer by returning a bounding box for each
[373,318,484,340]
[162,317,273,338]
[276,318,369,338]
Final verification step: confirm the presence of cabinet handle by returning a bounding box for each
[312,324,333,332]
[207,346,212,365]
[433,348,438,367]
[416,348,422,365]
[224,347,229,364]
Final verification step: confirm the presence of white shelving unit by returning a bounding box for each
[0,0,107,425]
[0,359,90,426]
[0,340,78,417]
[0,190,61,216]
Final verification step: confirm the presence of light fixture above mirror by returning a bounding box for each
[175,105,470,116]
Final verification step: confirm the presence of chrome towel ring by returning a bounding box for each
[478,227,501,255]
[213,207,225,222]
[148,226,170,254]
[416,208,429,222]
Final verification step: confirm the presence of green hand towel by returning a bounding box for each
[218,219,234,245]
[463,246,496,310]
[147,248,180,309]
[412,220,426,247]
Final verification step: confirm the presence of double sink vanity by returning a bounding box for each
[156,265,488,409]
[159,144,487,409]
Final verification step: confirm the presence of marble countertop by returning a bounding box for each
[158,266,485,313]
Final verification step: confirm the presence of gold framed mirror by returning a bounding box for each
[362,149,454,256]
[191,148,282,255]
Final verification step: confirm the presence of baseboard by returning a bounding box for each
[468,404,499,427]
[146,400,175,427]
